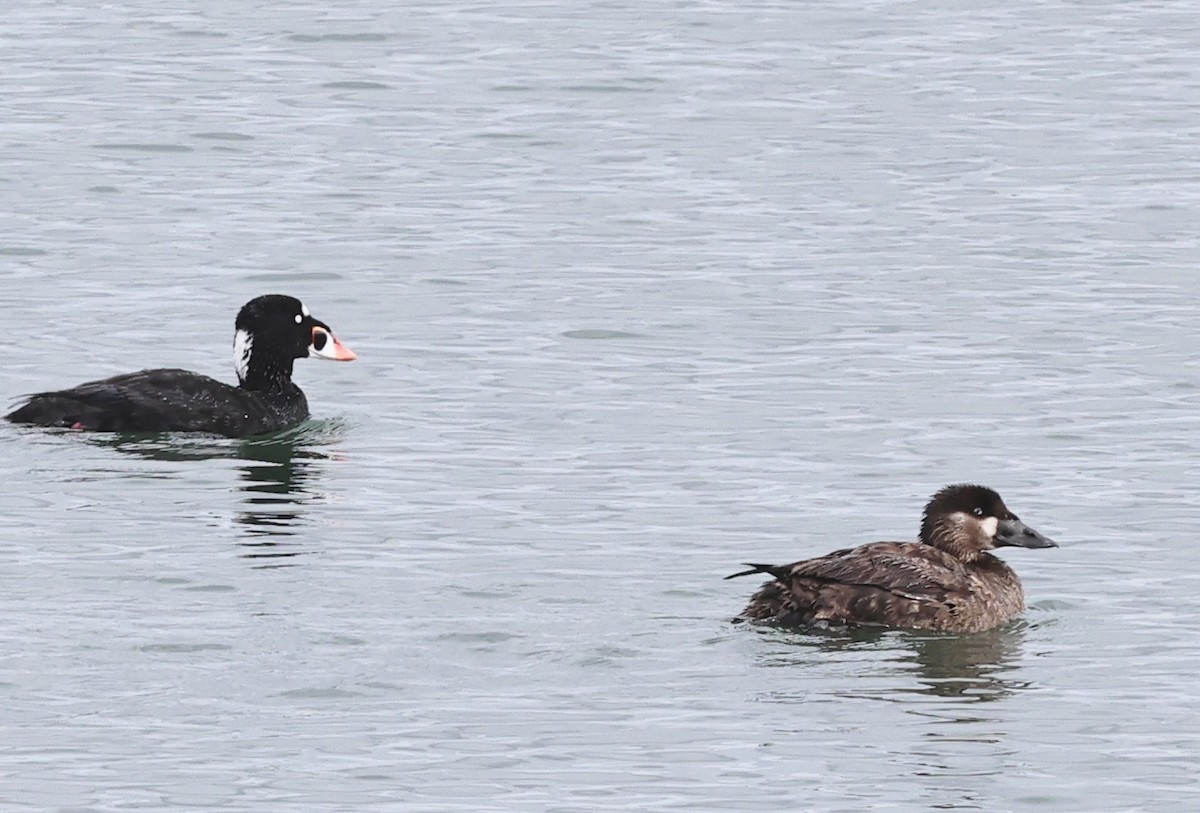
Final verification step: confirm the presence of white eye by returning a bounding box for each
[971,507,984,518]
[295,313,303,324]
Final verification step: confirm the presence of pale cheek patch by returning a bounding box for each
[233,329,253,382]
[979,516,999,539]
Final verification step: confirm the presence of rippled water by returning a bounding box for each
[4,1,1200,810]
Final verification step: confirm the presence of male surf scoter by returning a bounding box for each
[727,484,1057,633]
[5,294,356,438]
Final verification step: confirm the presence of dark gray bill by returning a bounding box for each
[995,518,1057,549]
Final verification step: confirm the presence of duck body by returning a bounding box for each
[728,484,1057,633]
[6,368,309,437]
[732,541,1026,633]
[5,295,355,439]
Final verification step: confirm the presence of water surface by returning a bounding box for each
[3,1,1200,810]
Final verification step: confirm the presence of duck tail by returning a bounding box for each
[724,563,791,581]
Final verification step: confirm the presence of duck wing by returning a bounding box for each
[781,541,964,600]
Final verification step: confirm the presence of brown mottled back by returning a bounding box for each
[735,541,1025,633]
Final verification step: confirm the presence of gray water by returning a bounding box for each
[3,1,1200,810]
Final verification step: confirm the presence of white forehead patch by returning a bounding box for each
[233,328,253,383]
[301,303,310,317]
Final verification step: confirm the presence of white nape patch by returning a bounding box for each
[233,328,253,382]
[978,516,999,539]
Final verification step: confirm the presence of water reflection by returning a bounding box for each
[86,423,341,563]
[233,434,324,563]
[902,625,1030,701]
[754,621,1030,704]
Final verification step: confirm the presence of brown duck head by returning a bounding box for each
[919,484,1057,563]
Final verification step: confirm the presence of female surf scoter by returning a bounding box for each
[727,484,1057,633]
[5,294,356,438]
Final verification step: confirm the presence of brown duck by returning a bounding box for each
[727,484,1057,633]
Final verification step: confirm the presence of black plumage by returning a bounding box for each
[6,295,356,438]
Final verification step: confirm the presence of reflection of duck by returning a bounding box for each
[728,485,1057,632]
[235,436,321,554]
[84,427,339,560]
[752,622,1029,704]
[902,625,1028,701]
[6,295,355,437]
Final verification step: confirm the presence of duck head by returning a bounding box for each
[233,295,356,390]
[919,484,1057,562]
